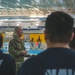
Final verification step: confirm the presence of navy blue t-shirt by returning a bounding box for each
[0,50,16,75]
[18,48,75,75]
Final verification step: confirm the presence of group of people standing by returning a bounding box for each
[0,11,75,75]
[30,36,41,49]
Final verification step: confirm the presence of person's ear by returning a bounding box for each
[70,32,74,41]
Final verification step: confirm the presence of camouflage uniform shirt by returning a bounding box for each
[9,36,25,62]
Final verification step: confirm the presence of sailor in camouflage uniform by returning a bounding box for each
[9,26,27,72]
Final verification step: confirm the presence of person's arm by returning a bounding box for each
[9,40,27,57]
[9,40,22,57]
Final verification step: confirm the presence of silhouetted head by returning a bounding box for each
[15,26,23,38]
[44,11,74,44]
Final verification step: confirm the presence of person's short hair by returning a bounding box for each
[45,11,74,43]
[15,26,20,32]
[0,33,3,48]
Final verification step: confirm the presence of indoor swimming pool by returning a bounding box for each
[2,42,45,55]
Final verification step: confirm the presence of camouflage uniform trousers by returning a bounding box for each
[16,62,22,70]
[15,59,24,73]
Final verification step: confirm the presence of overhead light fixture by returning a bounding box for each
[16,22,21,26]
[16,3,20,6]
[36,24,39,26]
[16,23,20,26]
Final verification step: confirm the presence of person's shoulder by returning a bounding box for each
[22,56,38,66]
[10,38,15,41]
[3,53,14,60]
[9,38,15,43]
[0,53,14,63]
[26,56,37,62]
[69,49,75,56]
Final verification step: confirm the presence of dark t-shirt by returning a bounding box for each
[0,50,16,75]
[18,48,75,75]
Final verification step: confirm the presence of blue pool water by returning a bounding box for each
[27,49,44,55]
